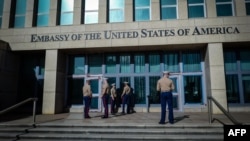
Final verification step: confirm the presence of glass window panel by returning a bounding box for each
[184,75,202,104]
[224,51,237,71]
[85,12,98,24]
[163,53,179,72]
[161,0,176,5]
[60,13,73,25]
[240,51,250,71]
[188,0,204,4]
[171,77,177,93]
[149,76,161,104]
[90,97,99,109]
[38,0,50,13]
[120,55,130,73]
[161,7,177,19]
[67,78,84,105]
[0,0,4,15]
[182,52,201,72]
[106,55,116,73]
[135,9,150,21]
[0,18,2,27]
[149,54,161,73]
[188,6,204,18]
[14,16,25,28]
[134,54,145,73]
[216,0,231,2]
[135,0,150,7]
[37,15,49,26]
[88,55,102,74]
[90,79,99,93]
[16,0,26,14]
[109,10,124,22]
[226,75,240,103]
[246,2,250,15]
[68,56,85,75]
[110,0,124,9]
[242,75,250,103]
[134,77,146,104]
[85,0,99,10]
[61,0,74,12]
[216,4,233,16]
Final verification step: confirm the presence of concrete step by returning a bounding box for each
[0,124,223,141]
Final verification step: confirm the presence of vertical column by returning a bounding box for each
[151,0,160,21]
[205,43,227,114]
[98,0,107,23]
[235,0,246,16]
[73,0,82,25]
[25,0,34,27]
[178,0,188,19]
[206,0,217,18]
[1,0,11,29]
[125,0,133,22]
[43,49,66,114]
[49,0,58,26]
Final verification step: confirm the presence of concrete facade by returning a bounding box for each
[0,0,250,114]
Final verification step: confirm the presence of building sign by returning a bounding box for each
[31,26,240,42]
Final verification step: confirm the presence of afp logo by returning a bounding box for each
[224,125,250,141]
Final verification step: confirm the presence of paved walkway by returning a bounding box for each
[1,111,250,126]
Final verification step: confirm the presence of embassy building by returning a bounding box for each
[0,0,250,115]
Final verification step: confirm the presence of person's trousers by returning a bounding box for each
[160,92,174,123]
[110,98,116,113]
[102,94,109,117]
[122,94,130,114]
[83,96,91,117]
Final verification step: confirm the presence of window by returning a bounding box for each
[182,51,201,72]
[149,76,161,104]
[109,0,124,22]
[14,0,27,28]
[0,0,4,28]
[216,0,234,17]
[160,0,177,19]
[134,77,146,104]
[134,0,150,21]
[88,54,102,74]
[242,75,250,103]
[149,53,161,73]
[184,75,202,104]
[60,0,74,25]
[134,54,145,73]
[106,55,116,73]
[240,51,250,71]
[224,51,237,71]
[246,0,250,15]
[120,54,131,73]
[226,75,240,103]
[163,52,179,72]
[35,0,50,27]
[68,56,85,75]
[188,0,205,18]
[84,0,99,24]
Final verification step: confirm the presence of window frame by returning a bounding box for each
[188,0,206,18]
[160,0,178,20]
[134,0,151,21]
[216,0,235,17]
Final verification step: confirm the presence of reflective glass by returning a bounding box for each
[68,78,84,104]
[106,55,116,73]
[184,75,202,104]
[182,52,201,72]
[16,0,26,14]
[216,4,233,16]
[188,0,203,4]
[161,0,176,5]
[0,0,4,15]
[60,13,73,25]
[37,15,49,27]
[134,77,146,104]
[85,12,98,24]
[120,55,130,73]
[161,7,176,19]
[246,3,250,15]
[68,56,85,75]
[163,53,179,72]
[149,76,161,104]
[135,9,150,21]
[110,0,124,9]
[134,54,145,73]
[38,0,50,13]
[85,0,99,10]
[242,75,250,103]
[135,0,150,7]
[224,51,237,71]
[216,0,231,2]
[188,6,204,18]
[88,55,102,74]
[226,75,240,103]
[61,0,74,12]
[14,16,25,28]
[240,51,250,71]
[109,10,124,22]
[149,54,160,73]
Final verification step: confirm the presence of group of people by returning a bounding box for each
[82,78,136,119]
[83,70,175,125]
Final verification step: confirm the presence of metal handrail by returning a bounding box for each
[0,97,38,124]
[207,96,242,125]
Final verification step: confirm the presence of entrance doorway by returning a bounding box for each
[169,75,182,111]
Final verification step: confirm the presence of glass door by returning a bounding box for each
[169,75,181,111]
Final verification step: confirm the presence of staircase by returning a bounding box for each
[0,123,223,141]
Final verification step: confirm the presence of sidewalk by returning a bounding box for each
[1,112,250,126]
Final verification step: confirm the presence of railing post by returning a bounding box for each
[207,96,212,124]
[33,98,37,125]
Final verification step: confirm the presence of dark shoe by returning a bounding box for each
[101,116,108,118]
[84,116,91,119]
[169,122,174,124]
[158,122,165,124]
